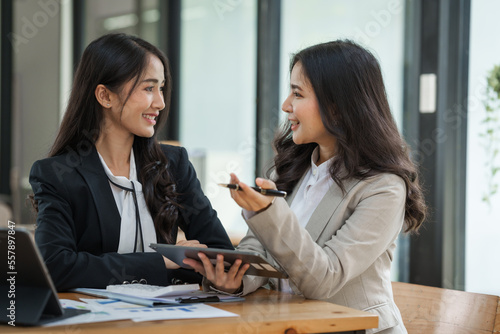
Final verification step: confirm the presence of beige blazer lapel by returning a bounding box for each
[304,178,362,243]
[284,172,306,205]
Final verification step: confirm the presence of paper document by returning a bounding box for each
[44,299,238,327]
[131,303,238,322]
[73,287,244,307]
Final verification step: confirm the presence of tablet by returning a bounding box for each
[0,226,89,326]
[149,243,288,279]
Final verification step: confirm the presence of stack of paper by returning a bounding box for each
[44,298,239,327]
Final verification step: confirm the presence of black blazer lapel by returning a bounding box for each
[76,146,121,253]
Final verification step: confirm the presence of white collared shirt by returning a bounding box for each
[289,147,335,228]
[98,148,157,254]
[280,146,335,293]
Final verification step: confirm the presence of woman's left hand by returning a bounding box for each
[229,173,275,212]
[163,239,207,269]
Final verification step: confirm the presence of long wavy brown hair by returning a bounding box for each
[34,33,180,243]
[270,40,427,233]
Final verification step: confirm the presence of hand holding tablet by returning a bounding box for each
[149,243,287,279]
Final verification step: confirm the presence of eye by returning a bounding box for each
[145,86,154,92]
[160,86,165,92]
[293,91,302,98]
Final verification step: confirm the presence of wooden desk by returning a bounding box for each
[2,289,378,333]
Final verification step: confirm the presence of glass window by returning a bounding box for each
[280,0,406,279]
[280,0,405,129]
[84,0,161,46]
[465,0,500,296]
[179,0,257,241]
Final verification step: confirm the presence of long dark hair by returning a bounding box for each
[271,40,426,233]
[44,33,179,243]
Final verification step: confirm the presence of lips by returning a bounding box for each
[289,118,299,131]
[142,113,158,125]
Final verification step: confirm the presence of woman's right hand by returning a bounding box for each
[228,173,275,213]
[183,252,249,294]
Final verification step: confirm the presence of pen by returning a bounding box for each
[176,296,220,303]
[218,183,287,198]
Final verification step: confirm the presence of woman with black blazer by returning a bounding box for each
[29,33,233,291]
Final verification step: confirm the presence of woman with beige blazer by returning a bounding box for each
[185,40,427,334]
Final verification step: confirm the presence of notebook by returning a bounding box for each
[0,226,89,326]
[105,283,200,298]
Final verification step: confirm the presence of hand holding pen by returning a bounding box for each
[218,184,287,198]
[221,173,282,213]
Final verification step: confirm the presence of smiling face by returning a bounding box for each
[105,54,166,139]
[282,62,337,159]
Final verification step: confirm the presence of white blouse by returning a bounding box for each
[289,147,335,227]
[98,148,157,254]
[280,147,335,293]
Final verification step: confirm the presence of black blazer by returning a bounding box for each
[29,144,233,291]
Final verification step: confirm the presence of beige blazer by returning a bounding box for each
[236,172,408,334]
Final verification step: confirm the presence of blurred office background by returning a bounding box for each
[0,0,498,296]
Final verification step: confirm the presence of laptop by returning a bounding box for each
[0,226,89,326]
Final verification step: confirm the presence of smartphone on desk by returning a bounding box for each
[149,243,288,279]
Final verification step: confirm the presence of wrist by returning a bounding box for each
[255,197,276,214]
[209,283,244,296]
